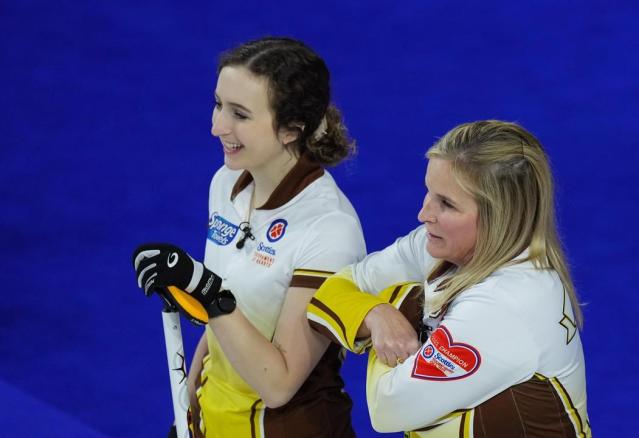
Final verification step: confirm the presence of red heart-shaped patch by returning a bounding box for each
[411,325,481,381]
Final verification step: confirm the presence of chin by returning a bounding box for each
[426,242,445,259]
[224,156,245,171]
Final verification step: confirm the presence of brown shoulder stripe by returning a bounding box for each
[388,284,403,304]
[291,276,326,289]
[309,320,342,345]
[291,269,335,289]
[309,297,348,344]
[293,268,335,275]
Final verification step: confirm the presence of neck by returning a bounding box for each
[250,152,299,207]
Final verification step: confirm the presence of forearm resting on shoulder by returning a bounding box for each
[308,272,386,351]
[308,270,422,360]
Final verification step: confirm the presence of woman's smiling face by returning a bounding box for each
[211,66,296,176]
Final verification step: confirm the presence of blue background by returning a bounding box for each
[2,1,638,436]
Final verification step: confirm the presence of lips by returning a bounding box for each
[222,141,244,154]
[427,230,442,239]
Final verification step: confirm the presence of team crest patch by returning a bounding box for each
[207,212,239,246]
[411,325,480,381]
[266,219,288,242]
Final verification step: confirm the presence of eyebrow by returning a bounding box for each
[215,93,253,114]
[437,193,457,206]
[426,183,458,207]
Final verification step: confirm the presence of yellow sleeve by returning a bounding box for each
[307,267,423,354]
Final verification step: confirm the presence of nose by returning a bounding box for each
[418,193,436,223]
[211,107,230,137]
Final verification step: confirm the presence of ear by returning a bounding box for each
[278,124,303,145]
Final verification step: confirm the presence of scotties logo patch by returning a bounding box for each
[411,325,480,381]
[207,212,239,246]
[266,219,288,242]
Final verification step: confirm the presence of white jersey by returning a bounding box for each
[204,163,365,338]
[197,156,366,437]
[310,225,590,437]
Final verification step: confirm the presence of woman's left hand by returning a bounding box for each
[364,304,420,367]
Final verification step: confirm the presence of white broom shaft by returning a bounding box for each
[162,309,190,438]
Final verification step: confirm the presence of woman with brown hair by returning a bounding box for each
[133,37,365,437]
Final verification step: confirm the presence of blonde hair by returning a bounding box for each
[425,120,582,327]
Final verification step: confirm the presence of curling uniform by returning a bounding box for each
[196,155,366,437]
[308,226,590,437]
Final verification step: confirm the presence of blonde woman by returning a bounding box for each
[308,120,590,437]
